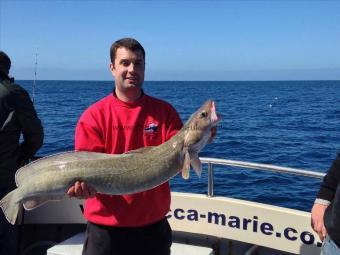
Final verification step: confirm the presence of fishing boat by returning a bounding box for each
[17,157,323,255]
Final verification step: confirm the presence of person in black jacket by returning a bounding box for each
[0,51,44,255]
[311,152,340,255]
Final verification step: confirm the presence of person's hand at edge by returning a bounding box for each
[311,203,328,241]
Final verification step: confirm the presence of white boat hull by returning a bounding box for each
[23,191,321,255]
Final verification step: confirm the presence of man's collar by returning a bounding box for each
[112,89,145,99]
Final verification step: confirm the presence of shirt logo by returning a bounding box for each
[144,123,158,133]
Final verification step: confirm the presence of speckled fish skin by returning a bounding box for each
[0,100,219,224]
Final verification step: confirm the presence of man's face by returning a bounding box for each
[110,47,145,93]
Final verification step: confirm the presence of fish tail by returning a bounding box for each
[0,189,21,225]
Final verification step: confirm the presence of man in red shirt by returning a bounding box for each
[67,38,182,255]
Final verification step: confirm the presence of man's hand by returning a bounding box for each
[67,181,97,199]
[311,203,328,241]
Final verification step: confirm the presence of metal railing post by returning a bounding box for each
[207,162,214,197]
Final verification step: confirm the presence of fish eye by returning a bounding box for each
[200,111,208,118]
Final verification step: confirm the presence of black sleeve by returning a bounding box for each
[316,152,340,202]
[11,86,44,161]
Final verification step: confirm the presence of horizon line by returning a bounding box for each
[16,79,340,82]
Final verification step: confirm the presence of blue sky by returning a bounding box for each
[1,0,339,81]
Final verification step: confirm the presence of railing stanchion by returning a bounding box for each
[208,162,214,197]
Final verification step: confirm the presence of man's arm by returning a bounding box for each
[13,87,44,165]
[317,153,340,202]
[311,153,340,241]
[67,114,103,198]
[165,104,183,140]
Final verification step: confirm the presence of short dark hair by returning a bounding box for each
[110,38,145,64]
[0,51,11,75]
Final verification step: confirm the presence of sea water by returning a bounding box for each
[19,80,340,211]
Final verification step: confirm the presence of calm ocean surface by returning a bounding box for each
[19,80,340,212]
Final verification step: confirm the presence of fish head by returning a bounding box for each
[184,99,220,151]
[181,100,220,178]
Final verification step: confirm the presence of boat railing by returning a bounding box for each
[200,157,325,197]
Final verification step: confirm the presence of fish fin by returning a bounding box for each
[0,189,22,225]
[208,126,217,143]
[126,146,155,154]
[190,155,202,177]
[15,151,116,186]
[181,150,191,179]
[23,195,64,210]
[15,151,77,186]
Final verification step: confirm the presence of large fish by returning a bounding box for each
[0,100,220,225]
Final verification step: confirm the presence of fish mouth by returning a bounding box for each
[210,101,220,126]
